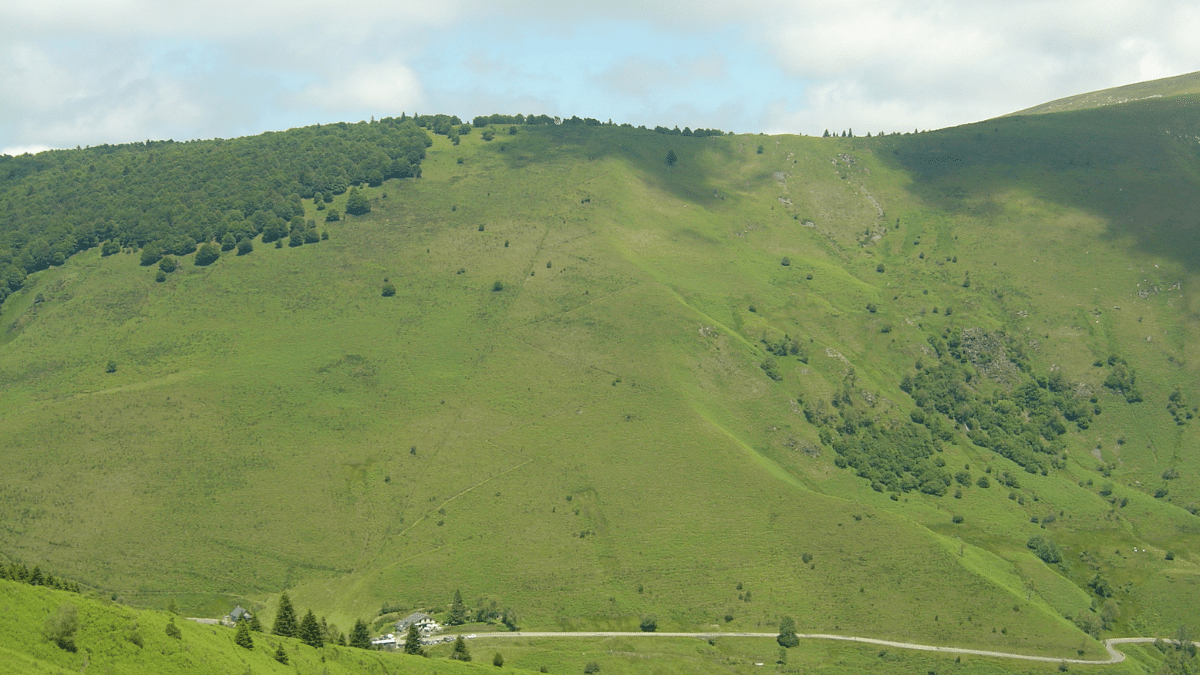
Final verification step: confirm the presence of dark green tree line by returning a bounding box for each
[0,118,431,306]
[2,560,82,593]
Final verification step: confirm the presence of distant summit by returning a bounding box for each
[1011,70,1200,115]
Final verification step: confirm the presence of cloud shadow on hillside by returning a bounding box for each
[877,95,1200,274]
[486,124,747,211]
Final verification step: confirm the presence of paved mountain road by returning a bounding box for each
[454,631,1198,665]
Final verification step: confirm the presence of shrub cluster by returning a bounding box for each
[805,371,950,496]
[815,328,1117,494]
[900,329,1096,473]
[1026,535,1062,564]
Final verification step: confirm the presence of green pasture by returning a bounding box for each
[425,634,1154,675]
[4,580,1179,674]
[1,80,1199,673]
[0,580,516,674]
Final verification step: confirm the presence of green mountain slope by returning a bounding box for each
[1,81,1198,672]
[1013,70,1200,115]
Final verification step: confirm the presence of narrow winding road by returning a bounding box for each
[455,631,1197,665]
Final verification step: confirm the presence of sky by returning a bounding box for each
[2,0,1198,156]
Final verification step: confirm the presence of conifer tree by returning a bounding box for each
[403,623,424,656]
[299,609,324,648]
[249,612,263,632]
[450,634,472,661]
[274,643,289,664]
[272,592,298,637]
[235,618,254,649]
[349,619,372,649]
[449,589,467,625]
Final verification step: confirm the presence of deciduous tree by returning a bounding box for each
[777,615,799,648]
[43,603,79,651]
[345,188,371,216]
[194,243,220,266]
[140,243,163,266]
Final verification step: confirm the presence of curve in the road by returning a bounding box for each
[457,631,1198,665]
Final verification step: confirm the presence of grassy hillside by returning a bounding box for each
[4,579,1166,675]
[0,579,521,674]
[1013,70,1200,115]
[1,78,1199,673]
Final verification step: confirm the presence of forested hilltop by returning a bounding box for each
[0,116,429,304]
[0,113,726,306]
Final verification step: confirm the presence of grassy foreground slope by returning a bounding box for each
[0,579,514,675]
[0,76,1198,669]
[2,580,1159,675]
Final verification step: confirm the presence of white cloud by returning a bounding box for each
[595,54,729,99]
[1,0,467,41]
[755,0,1200,134]
[0,144,52,157]
[302,63,425,113]
[1,0,1198,147]
[0,39,255,147]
